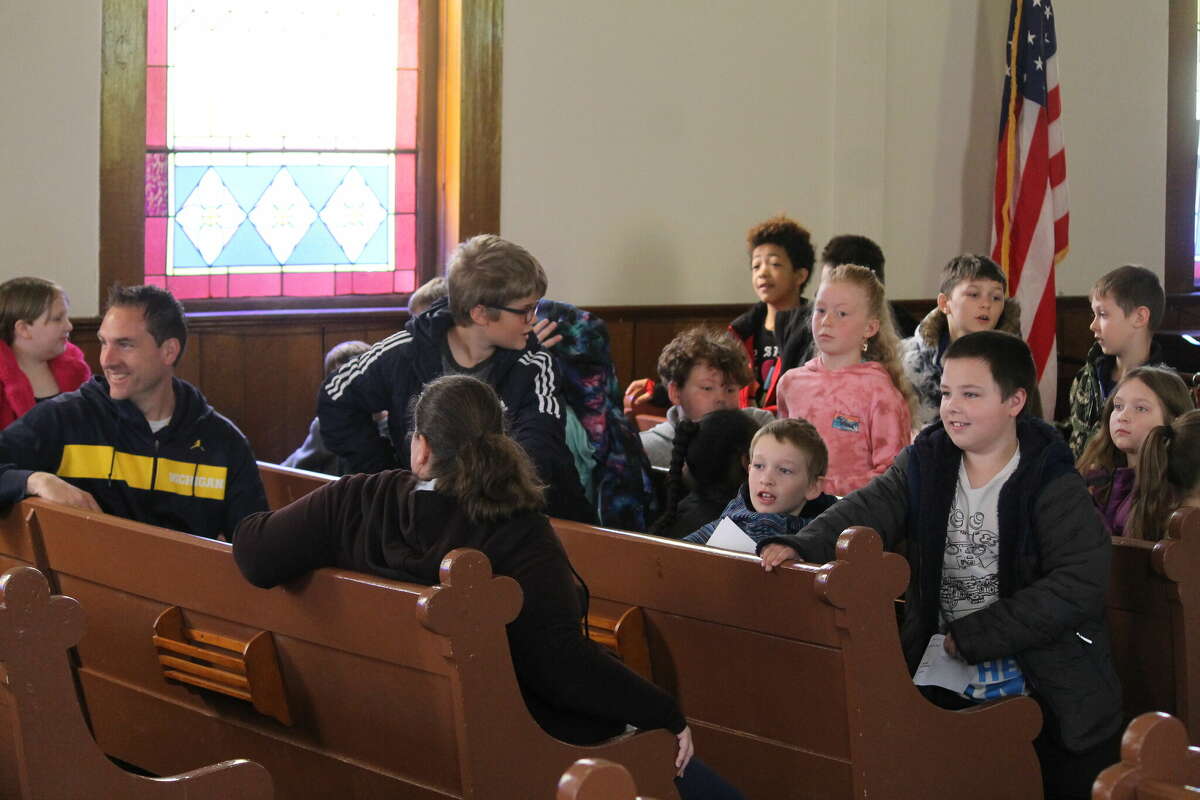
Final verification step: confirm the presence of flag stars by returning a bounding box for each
[1034,56,1043,71]
[1045,5,1052,18]
[1027,31,1036,44]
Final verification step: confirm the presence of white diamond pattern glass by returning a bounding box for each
[248,170,318,263]
[320,169,388,263]
[175,168,247,264]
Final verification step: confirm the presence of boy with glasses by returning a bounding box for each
[318,234,591,522]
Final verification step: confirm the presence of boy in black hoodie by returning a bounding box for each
[318,234,591,522]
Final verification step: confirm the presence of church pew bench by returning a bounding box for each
[0,564,273,799]
[0,498,680,800]
[552,519,1044,800]
[1094,712,1200,799]
[257,461,335,511]
[1108,508,1200,744]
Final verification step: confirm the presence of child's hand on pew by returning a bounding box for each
[675,725,694,776]
[532,318,562,350]
[760,543,800,572]
[26,472,102,513]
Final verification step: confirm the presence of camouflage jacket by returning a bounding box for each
[1061,340,1164,458]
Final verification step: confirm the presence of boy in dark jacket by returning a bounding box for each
[760,331,1120,800]
[318,234,591,522]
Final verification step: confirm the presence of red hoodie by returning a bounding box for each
[0,340,92,429]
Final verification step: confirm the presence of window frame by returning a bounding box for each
[1165,0,1198,295]
[100,0,501,311]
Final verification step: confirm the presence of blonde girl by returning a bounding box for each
[776,265,916,496]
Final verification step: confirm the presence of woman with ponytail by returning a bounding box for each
[650,410,761,539]
[1126,410,1200,540]
[234,375,742,800]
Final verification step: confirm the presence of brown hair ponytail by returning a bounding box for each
[413,375,545,521]
[1128,409,1200,540]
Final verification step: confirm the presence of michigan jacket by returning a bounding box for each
[0,376,267,540]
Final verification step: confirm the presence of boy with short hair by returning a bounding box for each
[640,327,773,468]
[902,254,1022,425]
[760,331,1121,800]
[408,276,447,317]
[318,234,591,522]
[1062,264,1166,457]
[729,216,816,410]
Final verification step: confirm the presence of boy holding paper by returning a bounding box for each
[759,331,1120,800]
[683,418,836,551]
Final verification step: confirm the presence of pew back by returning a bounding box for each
[1108,508,1200,744]
[553,519,1044,800]
[0,499,679,800]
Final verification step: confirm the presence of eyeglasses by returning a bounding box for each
[485,303,539,322]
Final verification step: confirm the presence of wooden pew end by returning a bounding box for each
[558,757,660,800]
[1094,712,1200,799]
[0,565,274,799]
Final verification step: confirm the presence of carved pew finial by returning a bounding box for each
[1093,712,1200,799]
[813,526,909,612]
[557,758,660,800]
[416,548,523,638]
[0,565,273,799]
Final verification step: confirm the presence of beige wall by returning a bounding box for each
[0,1,1172,316]
[0,0,102,315]
[502,0,1171,304]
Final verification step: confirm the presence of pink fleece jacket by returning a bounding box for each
[0,340,92,430]
[776,357,911,497]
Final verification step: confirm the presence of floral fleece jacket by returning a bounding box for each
[901,299,1022,427]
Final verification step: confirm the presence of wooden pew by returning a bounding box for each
[1108,508,1200,744]
[0,564,273,799]
[257,461,335,511]
[553,519,1044,800]
[558,758,660,800]
[0,499,680,800]
[1094,712,1200,799]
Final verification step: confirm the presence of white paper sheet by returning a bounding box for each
[706,517,758,554]
[912,634,976,694]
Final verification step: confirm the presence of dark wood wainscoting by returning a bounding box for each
[65,296,1200,464]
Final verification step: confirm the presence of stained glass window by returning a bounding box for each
[144,0,419,300]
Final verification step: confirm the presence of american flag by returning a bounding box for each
[991,0,1067,418]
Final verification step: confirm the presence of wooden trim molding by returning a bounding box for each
[100,0,149,300]
[1165,0,1198,295]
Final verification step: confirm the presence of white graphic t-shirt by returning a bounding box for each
[939,448,1026,701]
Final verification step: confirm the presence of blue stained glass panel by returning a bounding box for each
[173,167,208,213]
[288,219,348,265]
[289,166,352,211]
[212,219,279,267]
[172,221,208,267]
[357,166,390,206]
[213,166,281,212]
[357,217,389,264]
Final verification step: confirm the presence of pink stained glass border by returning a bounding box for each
[145,1,421,299]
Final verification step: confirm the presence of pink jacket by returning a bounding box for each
[0,340,92,429]
[776,357,911,496]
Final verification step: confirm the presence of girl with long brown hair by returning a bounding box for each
[1126,409,1200,540]
[234,375,742,799]
[1075,366,1194,536]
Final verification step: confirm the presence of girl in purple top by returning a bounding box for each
[1076,366,1193,536]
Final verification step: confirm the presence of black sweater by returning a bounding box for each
[232,469,685,744]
